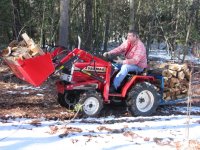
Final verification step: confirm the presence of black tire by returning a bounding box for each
[127,82,159,116]
[57,91,80,109]
[57,93,65,107]
[78,91,103,117]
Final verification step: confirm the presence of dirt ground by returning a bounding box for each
[0,60,200,120]
[0,61,75,120]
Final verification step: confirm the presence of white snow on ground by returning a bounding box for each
[0,49,200,150]
[149,49,200,64]
[0,115,200,150]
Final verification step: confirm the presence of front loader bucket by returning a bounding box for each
[3,53,55,86]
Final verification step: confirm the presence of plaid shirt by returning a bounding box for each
[108,39,147,68]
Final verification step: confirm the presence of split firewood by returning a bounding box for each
[168,64,182,71]
[8,40,19,48]
[168,69,177,77]
[21,52,32,59]
[162,69,172,78]
[164,80,169,88]
[180,79,189,87]
[2,33,45,61]
[11,47,28,56]
[178,71,185,80]
[22,33,44,56]
[28,43,44,55]
[180,86,188,94]
[170,88,181,97]
[1,47,11,57]
[149,62,191,101]
[169,78,179,88]
[163,91,171,100]
[21,33,35,47]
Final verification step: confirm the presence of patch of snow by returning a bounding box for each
[21,92,29,95]
[20,86,46,91]
[6,91,18,94]
[0,116,200,150]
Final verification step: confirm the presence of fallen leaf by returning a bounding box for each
[97,126,112,132]
[29,120,41,127]
[48,125,58,134]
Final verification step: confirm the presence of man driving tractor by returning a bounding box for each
[103,29,147,92]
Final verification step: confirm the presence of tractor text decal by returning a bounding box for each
[83,66,106,72]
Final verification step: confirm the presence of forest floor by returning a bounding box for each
[0,58,200,120]
[0,61,73,120]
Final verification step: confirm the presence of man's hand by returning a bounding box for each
[113,56,123,64]
[103,52,109,57]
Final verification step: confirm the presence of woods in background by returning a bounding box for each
[0,0,200,58]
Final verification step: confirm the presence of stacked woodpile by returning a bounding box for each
[1,33,44,63]
[149,61,191,100]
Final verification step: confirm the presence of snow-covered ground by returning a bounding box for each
[1,49,200,150]
[0,114,200,150]
[149,49,200,64]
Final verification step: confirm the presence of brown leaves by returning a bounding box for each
[97,126,124,133]
[71,139,79,144]
[97,126,112,132]
[153,137,174,146]
[187,140,200,150]
[174,140,200,150]
[29,119,41,127]
[47,125,82,138]
[59,127,82,138]
[48,125,58,134]
[123,131,141,139]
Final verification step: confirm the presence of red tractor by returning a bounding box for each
[3,40,186,117]
[54,48,160,117]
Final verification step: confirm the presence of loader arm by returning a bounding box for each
[55,48,112,101]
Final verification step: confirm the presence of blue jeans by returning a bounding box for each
[113,64,144,89]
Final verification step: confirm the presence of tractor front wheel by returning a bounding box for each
[78,91,103,117]
[57,91,80,109]
[127,82,159,116]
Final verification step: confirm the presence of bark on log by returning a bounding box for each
[2,33,44,61]
[149,62,191,101]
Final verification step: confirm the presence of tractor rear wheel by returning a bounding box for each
[127,82,159,116]
[57,91,80,109]
[78,91,103,117]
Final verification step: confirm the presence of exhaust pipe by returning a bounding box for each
[78,35,81,49]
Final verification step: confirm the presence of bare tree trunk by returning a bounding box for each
[182,0,196,63]
[194,0,200,34]
[129,0,134,30]
[59,0,69,48]
[40,1,45,46]
[11,0,21,40]
[103,0,111,52]
[174,0,180,38]
[84,0,93,52]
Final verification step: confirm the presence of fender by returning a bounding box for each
[121,75,155,97]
